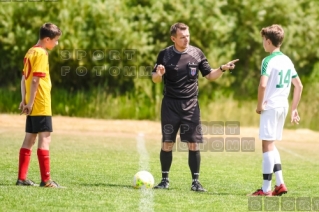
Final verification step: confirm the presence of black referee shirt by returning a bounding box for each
[153,45,212,99]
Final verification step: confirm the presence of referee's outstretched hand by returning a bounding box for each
[223,59,239,71]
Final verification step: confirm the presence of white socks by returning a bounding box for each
[262,147,285,192]
[262,151,275,192]
[273,146,284,186]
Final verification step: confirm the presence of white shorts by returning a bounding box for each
[259,107,288,141]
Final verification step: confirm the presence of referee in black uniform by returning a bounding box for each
[152,22,239,192]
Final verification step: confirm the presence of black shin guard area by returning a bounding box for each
[273,164,282,172]
[189,150,200,180]
[263,173,273,181]
[160,150,172,178]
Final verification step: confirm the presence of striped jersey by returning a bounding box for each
[152,45,212,99]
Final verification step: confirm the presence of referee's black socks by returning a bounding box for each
[160,149,172,179]
[189,150,201,181]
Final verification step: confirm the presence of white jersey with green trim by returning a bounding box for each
[261,51,298,110]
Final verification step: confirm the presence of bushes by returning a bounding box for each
[0,0,318,126]
[1,0,318,91]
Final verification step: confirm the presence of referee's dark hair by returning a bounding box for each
[170,23,189,36]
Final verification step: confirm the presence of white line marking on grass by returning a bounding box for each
[136,132,154,212]
[137,133,150,171]
[277,146,317,164]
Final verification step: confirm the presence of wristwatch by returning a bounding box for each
[220,65,225,72]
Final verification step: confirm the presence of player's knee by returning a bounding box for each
[188,142,198,151]
[37,132,51,148]
[22,133,37,148]
[162,141,174,151]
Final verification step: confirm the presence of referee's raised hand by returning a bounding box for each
[156,64,166,76]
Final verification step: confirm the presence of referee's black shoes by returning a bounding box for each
[153,178,169,189]
[191,180,207,192]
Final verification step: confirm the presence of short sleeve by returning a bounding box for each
[22,57,27,76]
[260,58,270,77]
[198,51,212,77]
[32,52,48,77]
[261,58,271,76]
[152,50,165,73]
[291,66,298,78]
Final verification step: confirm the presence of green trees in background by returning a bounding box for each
[0,0,318,129]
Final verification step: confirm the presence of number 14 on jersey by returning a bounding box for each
[276,69,291,88]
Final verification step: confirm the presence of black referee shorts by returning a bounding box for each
[161,97,203,143]
[25,116,53,133]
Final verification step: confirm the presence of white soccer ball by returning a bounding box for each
[132,171,154,189]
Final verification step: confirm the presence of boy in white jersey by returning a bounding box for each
[250,24,303,196]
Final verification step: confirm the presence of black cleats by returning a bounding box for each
[154,178,169,189]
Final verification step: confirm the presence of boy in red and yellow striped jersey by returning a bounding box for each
[17,23,62,188]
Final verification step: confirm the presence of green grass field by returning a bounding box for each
[0,115,318,212]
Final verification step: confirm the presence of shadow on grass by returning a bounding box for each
[0,183,247,195]
[0,183,40,187]
[81,183,181,191]
[208,192,240,195]
[0,183,14,186]
[81,183,132,188]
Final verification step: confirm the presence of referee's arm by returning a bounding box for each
[205,67,225,81]
[205,59,239,81]
[152,72,163,83]
[152,64,165,83]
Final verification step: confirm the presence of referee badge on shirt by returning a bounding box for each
[187,62,198,78]
[190,67,196,76]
